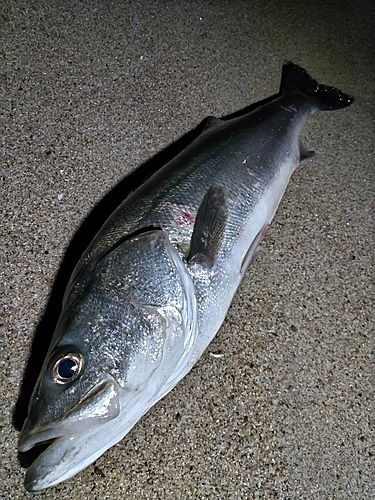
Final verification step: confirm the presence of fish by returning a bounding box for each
[18,62,353,491]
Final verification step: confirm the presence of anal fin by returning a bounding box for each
[299,141,315,164]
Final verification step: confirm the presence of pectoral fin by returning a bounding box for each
[188,185,228,268]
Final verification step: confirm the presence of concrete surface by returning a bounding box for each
[1,0,374,498]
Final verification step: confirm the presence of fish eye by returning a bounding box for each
[51,352,85,384]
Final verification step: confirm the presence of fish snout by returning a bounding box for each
[18,378,120,453]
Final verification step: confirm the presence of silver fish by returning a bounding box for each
[18,63,353,491]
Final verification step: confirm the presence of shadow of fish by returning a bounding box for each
[18,62,353,491]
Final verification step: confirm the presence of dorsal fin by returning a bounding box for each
[202,116,223,132]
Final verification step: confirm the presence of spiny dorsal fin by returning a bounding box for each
[189,185,228,268]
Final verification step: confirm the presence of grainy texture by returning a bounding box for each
[1,1,373,499]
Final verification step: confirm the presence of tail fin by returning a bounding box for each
[281,61,354,111]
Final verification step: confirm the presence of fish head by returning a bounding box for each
[18,297,173,491]
[18,341,119,449]
[18,230,197,491]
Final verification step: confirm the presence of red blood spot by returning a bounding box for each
[176,210,195,227]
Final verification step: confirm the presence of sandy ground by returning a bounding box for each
[1,1,374,499]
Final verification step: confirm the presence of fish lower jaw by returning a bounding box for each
[23,419,132,492]
[23,435,88,492]
[19,421,112,491]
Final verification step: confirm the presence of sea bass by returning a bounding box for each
[18,63,353,491]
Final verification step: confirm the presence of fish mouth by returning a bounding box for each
[18,379,121,491]
[19,378,120,452]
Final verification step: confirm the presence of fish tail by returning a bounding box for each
[280,61,354,110]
